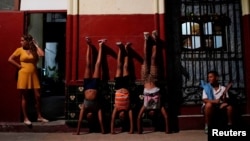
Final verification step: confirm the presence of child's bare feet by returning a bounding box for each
[152,30,159,41]
[116,41,122,46]
[116,42,124,49]
[125,42,131,52]
[98,39,107,43]
[125,42,132,47]
[116,42,126,54]
[85,37,92,44]
[98,39,106,47]
[143,32,150,40]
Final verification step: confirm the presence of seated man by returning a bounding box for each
[111,42,133,134]
[201,70,233,134]
[137,31,169,134]
[75,37,105,135]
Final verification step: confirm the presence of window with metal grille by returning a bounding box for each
[0,0,17,10]
[180,0,245,105]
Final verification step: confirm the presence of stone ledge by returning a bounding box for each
[0,120,77,132]
[1,115,249,132]
[178,114,250,130]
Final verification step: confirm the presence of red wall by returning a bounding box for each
[0,12,24,121]
[65,13,250,115]
[66,14,166,83]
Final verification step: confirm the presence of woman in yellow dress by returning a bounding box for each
[8,34,48,125]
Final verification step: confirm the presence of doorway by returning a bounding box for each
[26,12,66,121]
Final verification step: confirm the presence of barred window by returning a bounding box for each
[180,0,245,105]
[0,0,17,10]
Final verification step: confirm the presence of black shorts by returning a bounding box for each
[83,78,100,90]
[114,75,130,90]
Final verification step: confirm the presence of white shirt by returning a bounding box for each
[202,85,228,100]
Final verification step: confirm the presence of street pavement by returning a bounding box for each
[0,130,207,141]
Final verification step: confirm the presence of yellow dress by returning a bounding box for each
[11,47,40,89]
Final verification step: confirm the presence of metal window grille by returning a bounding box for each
[180,0,245,105]
[0,0,15,10]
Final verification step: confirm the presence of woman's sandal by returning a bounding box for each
[24,120,32,125]
[37,117,49,122]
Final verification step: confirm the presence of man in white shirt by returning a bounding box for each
[202,71,233,133]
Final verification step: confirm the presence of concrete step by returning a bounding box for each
[1,115,249,132]
[0,120,77,132]
[0,120,155,133]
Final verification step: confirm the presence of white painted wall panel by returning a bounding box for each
[76,0,165,15]
[241,0,250,15]
[79,0,152,14]
[20,0,67,11]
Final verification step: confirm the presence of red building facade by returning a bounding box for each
[0,0,249,130]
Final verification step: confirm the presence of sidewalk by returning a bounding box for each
[2,120,249,141]
[0,120,207,141]
[0,130,207,141]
